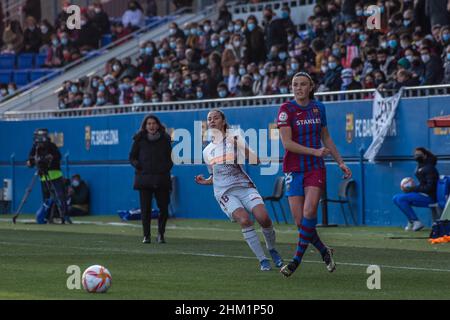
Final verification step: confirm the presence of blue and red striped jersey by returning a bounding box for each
[277,99,327,173]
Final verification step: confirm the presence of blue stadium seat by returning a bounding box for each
[35,53,47,68]
[30,69,51,83]
[0,70,12,84]
[0,54,15,69]
[17,53,35,69]
[13,70,30,86]
[101,34,113,47]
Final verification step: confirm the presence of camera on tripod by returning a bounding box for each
[32,128,53,176]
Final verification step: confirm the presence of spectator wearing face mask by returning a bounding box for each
[227,65,240,94]
[319,55,343,91]
[443,44,450,84]
[419,46,443,85]
[44,33,63,67]
[244,15,266,65]
[217,82,231,99]
[38,20,54,51]
[236,74,254,97]
[22,16,42,53]
[221,34,244,79]
[67,174,90,217]
[263,6,292,53]
[82,93,95,108]
[122,0,144,31]
[91,1,111,36]
[340,68,362,91]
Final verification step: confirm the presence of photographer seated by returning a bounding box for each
[27,128,71,224]
[67,174,90,217]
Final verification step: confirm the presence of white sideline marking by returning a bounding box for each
[0,240,449,274]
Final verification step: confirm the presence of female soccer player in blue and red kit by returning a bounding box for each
[277,72,352,277]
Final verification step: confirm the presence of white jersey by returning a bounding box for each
[203,133,256,199]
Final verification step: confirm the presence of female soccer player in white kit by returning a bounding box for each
[194,109,283,271]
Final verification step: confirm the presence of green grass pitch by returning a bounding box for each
[1,215,449,300]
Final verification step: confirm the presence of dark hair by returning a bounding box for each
[208,108,228,131]
[293,72,315,99]
[415,147,437,165]
[139,114,166,133]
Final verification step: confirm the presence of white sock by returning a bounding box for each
[262,226,276,250]
[242,226,267,262]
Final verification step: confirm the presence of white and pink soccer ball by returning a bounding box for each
[82,265,112,293]
[400,177,416,192]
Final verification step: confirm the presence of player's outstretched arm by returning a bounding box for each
[321,127,352,179]
[194,174,213,185]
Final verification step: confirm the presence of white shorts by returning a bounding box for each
[216,187,264,221]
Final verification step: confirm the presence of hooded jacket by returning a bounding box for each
[412,155,439,201]
[129,130,173,190]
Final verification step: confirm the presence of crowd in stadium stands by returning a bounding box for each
[0,0,148,101]
[54,0,450,110]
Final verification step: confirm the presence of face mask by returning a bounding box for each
[247,23,256,32]
[405,55,414,62]
[52,39,59,46]
[204,25,211,33]
[447,53,450,61]
[159,49,165,56]
[70,85,78,93]
[200,58,207,66]
[287,69,294,77]
[155,63,162,70]
[328,62,337,70]
[169,28,176,35]
[152,98,159,103]
[234,25,242,32]
[218,90,227,98]
[238,68,246,76]
[184,29,190,37]
[133,96,142,104]
[342,77,352,85]
[280,87,289,94]
[421,54,430,63]
[332,49,340,57]
[97,98,105,105]
[219,37,226,44]
[278,52,287,60]
[281,11,289,19]
[41,26,48,33]
[291,63,299,71]
[388,40,398,48]
[346,27,352,34]
[196,91,204,99]
[259,69,266,77]
[197,30,205,37]
[253,74,260,81]
[113,65,120,72]
[119,83,130,91]
[380,41,387,49]
[443,34,450,42]
[359,34,367,42]
[83,98,91,106]
[321,65,328,73]
[415,40,422,48]
[161,63,170,69]
[94,7,101,14]
[228,25,234,33]
[61,38,68,46]
[233,41,241,47]
[211,40,218,47]
[184,79,192,86]
[169,42,176,49]
[0,89,7,96]
[356,9,363,16]
[59,101,66,109]
[98,85,105,92]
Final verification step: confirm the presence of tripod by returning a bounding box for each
[12,171,39,224]
[41,172,71,224]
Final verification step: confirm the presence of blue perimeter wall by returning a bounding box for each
[1,95,449,227]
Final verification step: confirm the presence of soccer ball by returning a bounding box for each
[400,177,415,192]
[82,265,112,293]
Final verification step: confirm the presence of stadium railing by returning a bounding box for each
[3,84,450,121]
[0,4,219,113]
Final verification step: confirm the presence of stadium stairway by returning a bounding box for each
[0,4,219,115]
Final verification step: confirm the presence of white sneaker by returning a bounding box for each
[404,222,413,231]
[412,221,424,231]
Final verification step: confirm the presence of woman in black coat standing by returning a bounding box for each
[129,114,173,243]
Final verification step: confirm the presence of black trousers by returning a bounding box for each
[40,177,68,219]
[139,188,170,238]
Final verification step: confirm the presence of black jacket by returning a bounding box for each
[28,141,62,172]
[129,131,173,190]
[412,157,439,201]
